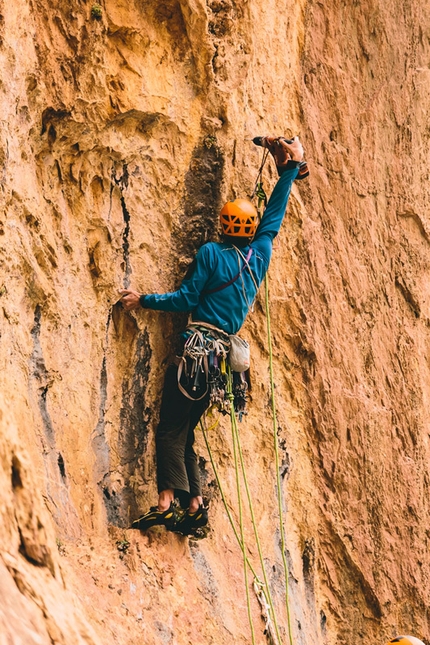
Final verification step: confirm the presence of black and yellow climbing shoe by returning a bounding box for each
[130,502,177,531]
[170,504,209,537]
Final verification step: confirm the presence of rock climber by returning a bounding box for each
[121,135,304,537]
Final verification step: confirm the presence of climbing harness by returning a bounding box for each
[177,321,249,419]
[177,323,229,403]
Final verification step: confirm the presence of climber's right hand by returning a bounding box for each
[119,289,141,311]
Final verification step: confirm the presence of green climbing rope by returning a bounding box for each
[200,414,281,645]
[227,385,256,645]
[264,275,294,645]
[229,392,283,645]
[199,416,257,576]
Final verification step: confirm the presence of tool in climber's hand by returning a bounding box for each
[253,135,309,179]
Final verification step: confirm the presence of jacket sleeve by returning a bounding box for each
[139,245,211,312]
[252,164,299,259]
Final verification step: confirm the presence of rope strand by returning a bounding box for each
[228,382,256,645]
[265,276,294,645]
[229,388,283,645]
[200,415,280,644]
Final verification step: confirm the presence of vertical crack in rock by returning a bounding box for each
[320,610,327,636]
[0,130,9,191]
[302,537,316,594]
[119,329,152,470]
[108,175,114,222]
[278,432,291,480]
[11,454,55,574]
[120,198,131,287]
[30,305,56,450]
[57,453,66,480]
[92,311,112,487]
[11,455,23,491]
[113,328,152,525]
[197,455,216,506]
[190,543,220,605]
[94,305,152,526]
[394,274,421,318]
[0,4,4,49]
[112,163,132,287]
[29,305,79,531]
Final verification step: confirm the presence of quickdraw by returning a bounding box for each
[177,323,249,419]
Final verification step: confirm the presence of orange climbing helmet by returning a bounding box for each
[387,637,425,645]
[219,199,258,237]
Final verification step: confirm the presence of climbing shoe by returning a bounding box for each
[170,504,209,537]
[130,502,177,531]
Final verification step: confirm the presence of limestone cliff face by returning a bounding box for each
[1,0,429,644]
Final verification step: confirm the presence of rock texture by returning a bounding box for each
[0,0,429,644]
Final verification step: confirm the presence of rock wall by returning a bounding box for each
[0,0,429,644]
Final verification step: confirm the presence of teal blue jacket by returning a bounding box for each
[140,165,299,334]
